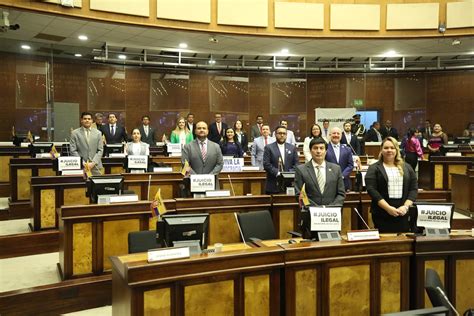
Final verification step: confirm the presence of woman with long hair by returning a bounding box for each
[233,120,248,153]
[404,128,424,170]
[170,117,193,145]
[365,137,418,233]
[125,128,150,156]
[220,127,244,158]
[303,123,325,162]
[427,123,448,157]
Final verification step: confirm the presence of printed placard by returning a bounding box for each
[416,204,452,229]
[309,206,342,232]
[128,155,148,169]
[167,143,182,154]
[58,156,81,171]
[190,174,215,192]
[222,157,244,172]
[147,247,190,263]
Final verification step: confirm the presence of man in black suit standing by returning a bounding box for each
[208,113,228,144]
[186,113,196,138]
[365,121,383,142]
[138,115,155,147]
[341,121,361,155]
[380,120,399,140]
[102,113,128,144]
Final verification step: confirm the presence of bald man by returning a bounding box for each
[325,127,354,191]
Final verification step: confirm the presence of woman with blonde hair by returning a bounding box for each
[170,117,193,145]
[365,137,418,233]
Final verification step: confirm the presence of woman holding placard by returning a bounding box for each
[365,137,418,233]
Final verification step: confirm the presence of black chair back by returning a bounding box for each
[128,230,161,254]
[425,269,453,311]
[236,210,276,242]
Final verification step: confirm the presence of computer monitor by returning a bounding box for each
[104,144,124,157]
[454,137,470,144]
[12,134,28,147]
[86,175,124,203]
[277,172,295,193]
[157,213,209,249]
[439,144,458,155]
[29,143,53,158]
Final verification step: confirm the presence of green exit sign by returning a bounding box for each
[353,99,364,107]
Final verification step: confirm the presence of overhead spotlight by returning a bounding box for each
[281,48,289,54]
[74,53,82,57]
[78,35,88,41]
[451,39,461,46]
[438,23,446,34]
[21,44,31,50]
[381,50,398,57]
[179,43,188,49]
[208,59,216,64]
[118,54,127,60]
[208,36,218,43]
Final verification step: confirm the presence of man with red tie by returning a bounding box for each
[208,113,228,144]
[251,124,275,170]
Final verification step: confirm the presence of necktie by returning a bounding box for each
[334,144,340,163]
[145,126,148,136]
[325,129,328,137]
[111,125,115,136]
[264,137,267,146]
[217,123,221,134]
[86,129,90,144]
[376,130,382,142]
[200,141,206,161]
[259,124,263,135]
[316,166,325,193]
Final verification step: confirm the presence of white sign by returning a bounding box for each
[309,207,342,232]
[58,156,81,171]
[190,174,215,192]
[167,143,182,154]
[416,204,452,229]
[147,247,190,263]
[222,157,244,172]
[347,230,380,242]
[128,155,148,169]
[315,108,356,131]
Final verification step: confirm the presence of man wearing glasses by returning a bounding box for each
[263,125,299,194]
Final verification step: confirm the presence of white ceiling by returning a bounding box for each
[0,8,473,62]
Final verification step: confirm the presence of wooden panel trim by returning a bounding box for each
[0,230,59,259]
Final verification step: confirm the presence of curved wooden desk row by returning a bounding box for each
[111,235,474,316]
[57,191,452,281]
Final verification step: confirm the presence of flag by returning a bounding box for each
[102,134,106,144]
[299,183,310,208]
[84,160,92,178]
[11,126,15,137]
[151,188,167,217]
[27,131,33,143]
[50,145,59,159]
[181,159,190,176]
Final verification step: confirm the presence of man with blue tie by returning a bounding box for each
[263,125,299,194]
[101,113,128,144]
[326,127,354,191]
[322,119,330,142]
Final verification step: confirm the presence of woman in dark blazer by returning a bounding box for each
[234,120,249,154]
[365,137,418,233]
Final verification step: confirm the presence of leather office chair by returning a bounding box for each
[425,268,457,315]
[236,210,277,242]
[128,230,161,254]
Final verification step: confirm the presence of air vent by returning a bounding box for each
[34,33,66,42]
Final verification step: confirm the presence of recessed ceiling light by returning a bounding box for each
[118,54,127,60]
[277,62,284,66]
[74,53,82,57]
[381,50,398,57]
[208,59,216,64]
[21,44,31,50]
[281,48,289,54]
[179,43,188,49]
[78,35,88,41]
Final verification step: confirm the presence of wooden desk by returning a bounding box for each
[411,235,474,313]
[0,146,29,197]
[111,247,283,316]
[282,236,412,315]
[418,156,474,190]
[451,169,474,218]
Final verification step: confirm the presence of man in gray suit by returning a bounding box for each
[70,112,104,176]
[295,138,345,206]
[182,121,223,189]
[251,124,274,170]
[250,115,264,141]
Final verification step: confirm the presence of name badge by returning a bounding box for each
[190,174,215,192]
[128,155,148,169]
[309,206,342,232]
[147,247,190,263]
[416,204,452,229]
[58,156,82,171]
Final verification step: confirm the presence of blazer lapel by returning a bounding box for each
[377,162,388,183]
[305,162,320,192]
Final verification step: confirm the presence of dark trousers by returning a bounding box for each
[405,152,418,171]
[371,198,410,233]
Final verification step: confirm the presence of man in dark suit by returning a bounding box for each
[250,115,264,141]
[420,119,432,140]
[380,120,399,140]
[138,115,155,147]
[326,127,354,191]
[208,113,228,144]
[186,113,196,138]
[263,125,299,194]
[182,121,223,189]
[341,121,361,155]
[70,112,103,176]
[365,121,383,142]
[101,113,128,144]
[295,138,345,206]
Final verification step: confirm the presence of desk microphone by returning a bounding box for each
[64,138,70,156]
[234,212,247,245]
[147,174,152,201]
[436,286,459,316]
[227,174,236,196]
[353,208,370,230]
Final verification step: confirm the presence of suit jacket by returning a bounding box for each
[251,136,275,170]
[250,124,262,141]
[208,122,228,144]
[365,128,382,142]
[186,122,196,138]
[70,127,103,170]
[326,143,354,190]
[138,125,156,147]
[126,141,149,156]
[295,161,345,206]
[182,139,224,189]
[101,124,128,144]
[170,130,194,144]
[272,130,296,146]
[341,133,361,155]
[365,161,418,215]
[380,126,399,140]
[236,132,249,153]
[263,142,299,193]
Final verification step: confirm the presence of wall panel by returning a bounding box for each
[218,0,268,27]
[330,4,380,31]
[386,3,439,30]
[275,2,324,30]
[157,0,211,23]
